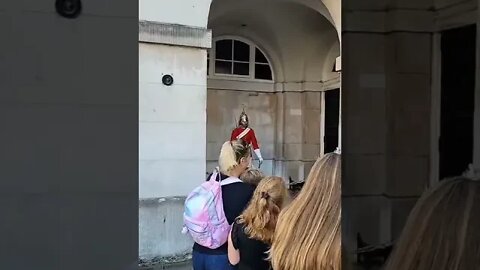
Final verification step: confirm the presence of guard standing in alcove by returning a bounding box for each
[231,109,264,168]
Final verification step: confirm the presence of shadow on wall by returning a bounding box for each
[139,197,193,268]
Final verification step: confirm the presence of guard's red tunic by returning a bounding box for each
[230,127,260,150]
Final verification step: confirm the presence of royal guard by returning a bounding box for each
[231,110,264,167]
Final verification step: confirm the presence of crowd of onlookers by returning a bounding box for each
[185,139,480,270]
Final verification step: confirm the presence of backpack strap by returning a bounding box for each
[236,128,251,140]
[221,177,243,186]
[209,167,221,182]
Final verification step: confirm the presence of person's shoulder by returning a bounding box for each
[229,181,254,190]
[234,182,255,198]
[223,181,254,195]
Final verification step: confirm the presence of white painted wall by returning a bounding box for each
[139,43,207,199]
[139,0,212,28]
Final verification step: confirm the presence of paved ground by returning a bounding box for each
[166,262,191,270]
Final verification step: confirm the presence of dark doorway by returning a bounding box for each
[324,88,340,154]
[439,24,476,179]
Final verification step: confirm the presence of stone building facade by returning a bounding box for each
[139,0,480,268]
[138,0,341,264]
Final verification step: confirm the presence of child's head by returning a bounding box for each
[237,176,289,244]
[240,168,265,186]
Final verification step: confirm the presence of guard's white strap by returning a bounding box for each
[236,128,251,140]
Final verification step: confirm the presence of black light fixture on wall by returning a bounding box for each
[162,74,174,86]
[55,0,82,19]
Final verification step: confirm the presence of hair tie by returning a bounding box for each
[261,192,270,200]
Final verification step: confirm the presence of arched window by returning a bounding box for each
[207,38,273,81]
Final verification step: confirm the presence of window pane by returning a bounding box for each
[216,40,232,60]
[234,41,250,62]
[255,48,268,64]
[233,62,249,76]
[207,59,210,75]
[215,60,232,74]
[255,64,272,80]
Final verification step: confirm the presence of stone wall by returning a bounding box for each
[206,88,328,182]
[139,197,192,263]
[206,89,277,175]
[138,22,211,260]
[342,0,451,261]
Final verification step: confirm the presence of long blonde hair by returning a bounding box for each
[270,153,341,270]
[218,140,251,175]
[385,176,480,270]
[237,176,289,244]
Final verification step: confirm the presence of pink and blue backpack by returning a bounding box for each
[182,168,241,249]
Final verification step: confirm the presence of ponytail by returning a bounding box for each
[219,141,237,174]
[218,140,250,174]
[238,177,288,244]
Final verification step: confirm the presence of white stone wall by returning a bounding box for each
[140,0,211,27]
[139,43,207,199]
[139,197,192,261]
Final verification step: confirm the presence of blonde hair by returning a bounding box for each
[385,176,480,270]
[270,153,341,270]
[240,168,265,186]
[237,176,289,244]
[218,140,251,174]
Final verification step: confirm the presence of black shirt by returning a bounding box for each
[231,221,271,270]
[193,173,255,254]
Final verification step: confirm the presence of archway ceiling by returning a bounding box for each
[208,0,339,82]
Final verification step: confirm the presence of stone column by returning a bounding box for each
[283,90,306,182]
[275,83,323,184]
[342,0,435,259]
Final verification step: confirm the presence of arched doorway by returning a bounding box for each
[206,0,341,183]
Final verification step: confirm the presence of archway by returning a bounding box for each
[138,0,341,266]
[206,0,340,183]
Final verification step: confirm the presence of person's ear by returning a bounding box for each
[240,157,246,164]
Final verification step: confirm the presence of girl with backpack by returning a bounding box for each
[186,139,255,270]
[227,176,289,270]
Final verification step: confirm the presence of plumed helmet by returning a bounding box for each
[238,109,249,127]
